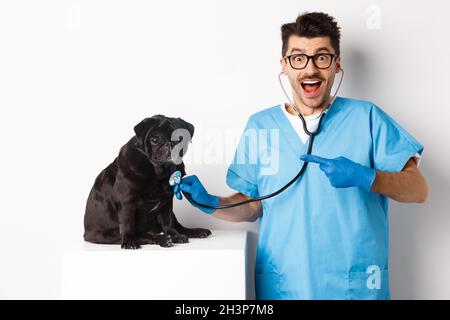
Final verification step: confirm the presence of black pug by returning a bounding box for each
[83,115,212,249]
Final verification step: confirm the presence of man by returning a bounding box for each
[174,12,428,299]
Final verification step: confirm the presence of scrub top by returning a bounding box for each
[226,96,424,300]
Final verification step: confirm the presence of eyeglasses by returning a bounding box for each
[283,53,337,70]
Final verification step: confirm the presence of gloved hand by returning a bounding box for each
[300,154,376,192]
[173,175,219,214]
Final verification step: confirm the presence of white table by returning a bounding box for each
[61,230,248,299]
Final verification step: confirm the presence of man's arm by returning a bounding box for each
[175,175,262,221]
[301,154,429,203]
[371,157,428,203]
[211,193,262,222]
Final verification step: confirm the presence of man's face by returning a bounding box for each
[280,35,341,110]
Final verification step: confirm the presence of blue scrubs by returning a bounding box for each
[226,97,423,300]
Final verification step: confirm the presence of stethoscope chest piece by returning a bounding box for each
[169,170,182,186]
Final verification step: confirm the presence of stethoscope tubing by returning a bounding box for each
[181,113,325,209]
[182,70,344,210]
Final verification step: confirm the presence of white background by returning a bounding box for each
[0,0,449,299]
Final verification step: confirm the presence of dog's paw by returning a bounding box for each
[121,234,141,250]
[187,228,212,238]
[159,234,173,248]
[172,233,189,244]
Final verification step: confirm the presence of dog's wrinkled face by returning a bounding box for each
[134,115,194,165]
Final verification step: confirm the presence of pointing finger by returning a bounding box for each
[300,154,332,166]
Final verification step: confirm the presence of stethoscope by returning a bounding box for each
[169,69,345,210]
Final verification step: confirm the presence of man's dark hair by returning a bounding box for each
[281,12,341,57]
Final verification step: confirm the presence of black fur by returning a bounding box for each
[83,115,211,249]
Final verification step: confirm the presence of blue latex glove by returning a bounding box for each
[173,175,219,214]
[300,154,376,192]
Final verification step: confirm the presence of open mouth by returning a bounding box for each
[300,79,323,98]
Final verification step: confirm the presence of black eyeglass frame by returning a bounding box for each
[283,53,338,70]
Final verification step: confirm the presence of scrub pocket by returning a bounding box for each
[348,268,390,300]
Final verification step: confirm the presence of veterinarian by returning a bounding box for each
[175,12,428,299]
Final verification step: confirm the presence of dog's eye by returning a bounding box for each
[150,137,159,144]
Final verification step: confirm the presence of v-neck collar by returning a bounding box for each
[270,97,343,156]
[271,105,308,156]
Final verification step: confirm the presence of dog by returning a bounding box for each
[83,115,212,249]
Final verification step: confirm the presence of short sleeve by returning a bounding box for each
[370,104,424,172]
[226,116,260,198]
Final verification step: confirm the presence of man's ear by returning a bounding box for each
[134,115,164,145]
[280,57,288,75]
[335,57,342,73]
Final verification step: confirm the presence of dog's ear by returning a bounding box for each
[175,118,194,140]
[134,115,165,145]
